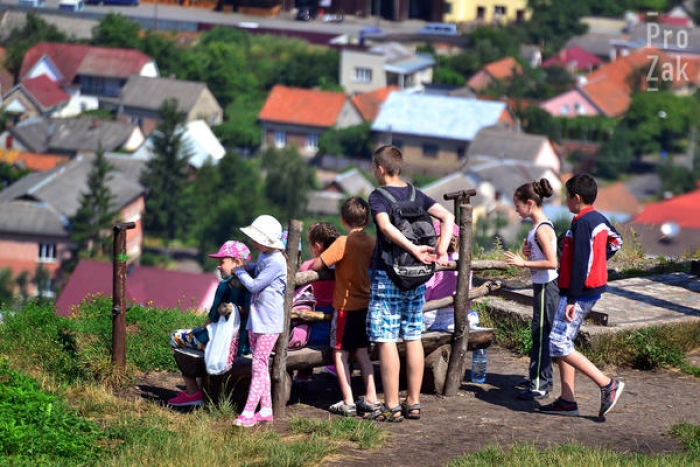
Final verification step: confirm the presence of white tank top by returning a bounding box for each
[526,221,559,284]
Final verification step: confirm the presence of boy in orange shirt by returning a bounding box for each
[312,196,381,418]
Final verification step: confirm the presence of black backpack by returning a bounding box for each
[375,185,437,290]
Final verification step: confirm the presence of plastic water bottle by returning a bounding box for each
[471,349,487,384]
[467,310,479,328]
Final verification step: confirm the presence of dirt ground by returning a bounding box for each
[134,345,700,467]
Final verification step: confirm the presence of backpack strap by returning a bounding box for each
[375,184,416,205]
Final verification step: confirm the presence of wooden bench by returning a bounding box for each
[173,279,500,405]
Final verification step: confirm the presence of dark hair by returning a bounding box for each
[372,145,403,176]
[565,173,597,204]
[307,222,340,251]
[514,178,554,207]
[341,196,370,228]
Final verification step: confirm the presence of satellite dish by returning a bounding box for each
[660,222,680,242]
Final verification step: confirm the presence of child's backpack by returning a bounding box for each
[375,185,437,290]
[288,284,316,350]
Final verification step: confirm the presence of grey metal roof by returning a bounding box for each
[371,92,507,141]
[331,168,374,196]
[119,75,208,113]
[306,191,345,215]
[465,127,547,167]
[10,117,139,154]
[468,159,560,203]
[0,153,145,219]
[0,200,68,236]
[421,171,492,211]
[384,53,435,74]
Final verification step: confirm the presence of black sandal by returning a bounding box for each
[372,405,404,423]
[356,397,383,420]
[401,402,421,420]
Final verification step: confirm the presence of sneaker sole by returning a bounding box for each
[537,408,579,417]
[600,381,625,417]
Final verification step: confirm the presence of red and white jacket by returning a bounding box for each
[558,207,622,304]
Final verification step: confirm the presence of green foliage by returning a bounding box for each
[2,13,68,79]
[595,123,635,179]
[214,94,265,150]
[517,106,559,141]
[0,361,106,465]
[657,157,697,195]
[318,123,373,159]
[0,161,30,187]
[0,268,14,308]
[520,1,589,55]
[140,99,191,251]
[623,91,699,156]
[261,146,315,220]
[91,12,140,49]
[70,147,120,259]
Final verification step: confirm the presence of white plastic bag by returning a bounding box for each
[204,304,241,375]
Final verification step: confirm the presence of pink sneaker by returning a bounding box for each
[168,390,204,407]
[254,412,274,425]
[233,414,256,428]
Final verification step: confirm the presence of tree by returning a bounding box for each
[516,106,558,141]
[657,157,697,195]
[139,99,191,254]
[91,13,140,49]
[3,13,67,79]
[0,268,13,307]
[69,146,120,259]
[318,123,373,160]
[261,146,315,220]
[595,123,635,180]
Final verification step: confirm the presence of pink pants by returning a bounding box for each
[242,331,279,413]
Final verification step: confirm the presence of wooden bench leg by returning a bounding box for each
[423,344,451,394]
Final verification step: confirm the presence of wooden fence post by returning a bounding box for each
[443,190,476,396]
[272,219,302,417]
[111,222,135,370]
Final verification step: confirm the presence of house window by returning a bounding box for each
[560,104,570,115]
[36,277,55,298]
[354,67,372,83]
[457,146,466,159]
[307,133,319,150]
[443,3,451,14]
[494,5,507,16]
[575,103,586,115]
[38,243,57,263]
[422,144,438,159]
[476,6,485,20]
[274,130,286,148]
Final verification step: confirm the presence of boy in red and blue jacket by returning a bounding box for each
[537,174,625,420]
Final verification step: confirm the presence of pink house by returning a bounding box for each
[540,89,601,117]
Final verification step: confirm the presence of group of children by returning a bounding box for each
[168,144,626,427]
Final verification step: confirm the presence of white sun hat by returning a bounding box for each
[240,215,285,250]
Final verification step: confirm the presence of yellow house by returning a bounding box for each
[445,0,530,24]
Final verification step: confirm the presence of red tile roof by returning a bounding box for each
[484,56,522,81]
[0,149,70,171]
[542,46,603,70]
[21,74,69,109]
[632,188,700,229]
[351,85,399,121]
[258,85,349,127]
[55,259,218,317]
[581,48,662,117]
[20,42,153,83]
[595,182,642,217]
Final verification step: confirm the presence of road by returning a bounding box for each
[1,0,429,39]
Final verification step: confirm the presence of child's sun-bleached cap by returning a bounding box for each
[208,240,251,260]
[240,215,285,250]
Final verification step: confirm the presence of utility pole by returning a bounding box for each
[688,125,696,171]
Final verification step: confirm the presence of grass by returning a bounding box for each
[0,283,699,466]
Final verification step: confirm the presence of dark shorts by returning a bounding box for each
[330,308,370,351]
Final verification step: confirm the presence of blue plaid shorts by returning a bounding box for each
[367,270,425,342]
[549,298,597,357]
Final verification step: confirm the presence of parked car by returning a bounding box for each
[295,8,316,21]
[86,0,139,5]
[58,0,85,11]
[418,23,458,35]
